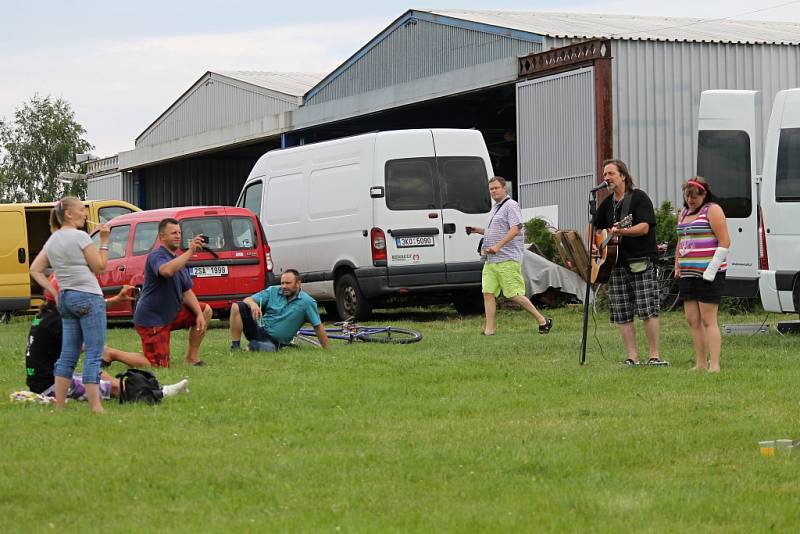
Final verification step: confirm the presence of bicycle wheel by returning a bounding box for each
[357,326,422,344]
[656,263,681,312]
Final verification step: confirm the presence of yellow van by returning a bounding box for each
[0,200,139,318]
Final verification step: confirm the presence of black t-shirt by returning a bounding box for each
[25,306,62,394]
[592,189,658,261]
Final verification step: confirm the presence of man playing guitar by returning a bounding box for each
[591,159,667,366]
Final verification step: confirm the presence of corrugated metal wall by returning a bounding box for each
[612,40,800,210]
[138,75,300,148]
[140,158,256,209]
[516,67,596,231]
[307,18,541,105]
[87,172,138,204]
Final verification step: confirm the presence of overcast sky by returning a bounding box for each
[2,0,799,157]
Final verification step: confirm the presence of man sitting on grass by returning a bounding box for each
[229,269,329,351]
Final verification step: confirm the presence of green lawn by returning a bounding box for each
[1,305,799,532]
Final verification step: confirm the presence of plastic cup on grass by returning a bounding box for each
[759,440,776,457]
[776,439,793,455]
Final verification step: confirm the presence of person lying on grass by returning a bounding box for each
[25,286,188,402]
[229,269,329,352]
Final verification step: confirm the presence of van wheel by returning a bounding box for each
[793,279,800,319]
[322,302,340,320]
[335,273,371,320]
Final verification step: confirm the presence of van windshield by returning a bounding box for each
[180,216,257,251]
[697,130,752,218]
[776,127,800,202]
[385,156,490,213]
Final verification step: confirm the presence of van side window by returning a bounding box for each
[385,158,438,210]
[132,222,159,256]
[697,130,751,218]
[439,157,491,213]
[776,128,800,202]
[231,217,257,250]
[241,181,263,216]
[98,206,134,224]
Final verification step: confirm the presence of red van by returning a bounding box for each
[90,206,273,318]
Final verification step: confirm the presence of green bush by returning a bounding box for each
[524,217,561,265]
[655,200,678,246]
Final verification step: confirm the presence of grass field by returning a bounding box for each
[2,304,800,532]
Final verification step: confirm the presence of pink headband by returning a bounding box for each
[686,180,706,192]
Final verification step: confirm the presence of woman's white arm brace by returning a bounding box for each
[703,247,729,281]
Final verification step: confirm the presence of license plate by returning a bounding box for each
[190,265,229,277]
[396,236,434,248]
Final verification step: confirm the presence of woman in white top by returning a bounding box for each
[30,197,110,413]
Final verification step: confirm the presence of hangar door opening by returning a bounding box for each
[516,67,596,232]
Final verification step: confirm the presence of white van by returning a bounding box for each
[236,129,494,318]
[697,89,800,315]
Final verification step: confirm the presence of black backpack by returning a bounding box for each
[116,369,163,404]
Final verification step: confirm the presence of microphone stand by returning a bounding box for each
[579,190,599,366]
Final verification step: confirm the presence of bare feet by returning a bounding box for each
[688,366,707,372]
[707,366,721,373]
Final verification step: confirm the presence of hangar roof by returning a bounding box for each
[427,9,800,45]
[217,71,324,97]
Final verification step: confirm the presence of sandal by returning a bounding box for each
[622,358,639,366]
[646,357,669,367]
[538,318,553,334]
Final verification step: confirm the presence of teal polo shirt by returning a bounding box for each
[250,286,322,345]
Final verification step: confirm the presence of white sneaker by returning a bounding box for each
[162,379,189,398]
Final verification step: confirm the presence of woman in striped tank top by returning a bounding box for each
[675,176,730,372]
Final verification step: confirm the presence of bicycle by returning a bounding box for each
[656,243,681,313]
[293,319,422,347]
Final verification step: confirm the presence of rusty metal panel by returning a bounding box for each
[516,67,596,231]
[611,40,800,211]
[519,39,610,77]
[307,17,541,105]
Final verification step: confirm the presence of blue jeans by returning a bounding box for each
[55,290,107,384]
[248,339,279,352]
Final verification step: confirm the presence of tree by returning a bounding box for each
[0,95,93,202]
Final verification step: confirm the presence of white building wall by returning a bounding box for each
[612,40,800,210]
[516,67,596,231]
[87,172,137,204]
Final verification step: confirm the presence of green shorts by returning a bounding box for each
[482,260,526,298]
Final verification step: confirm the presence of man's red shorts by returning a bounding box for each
[134,305,200,367]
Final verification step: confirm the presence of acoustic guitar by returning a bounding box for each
[590,214,633,284]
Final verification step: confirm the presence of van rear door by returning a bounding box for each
[374,131,446,287]
[432,130,492,284]
[759,89,800,313]
[697,90,761,297]
[0,206,30,313]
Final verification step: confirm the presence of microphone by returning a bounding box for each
[590,181,610,193]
